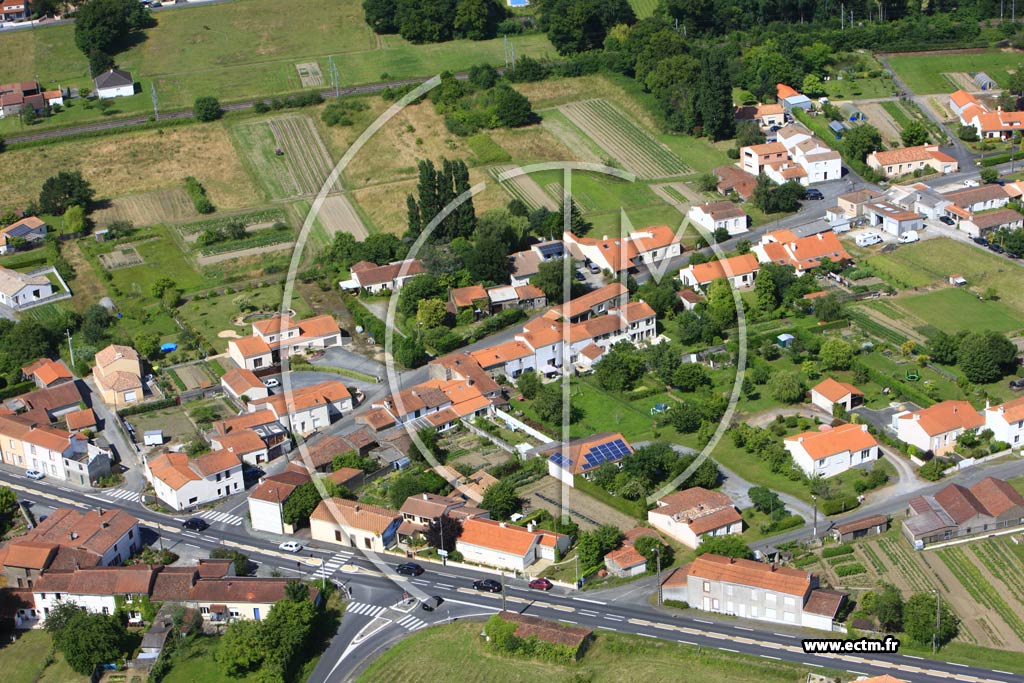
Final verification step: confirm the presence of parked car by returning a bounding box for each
[182,518,209,531]
[25,469,44,480]
[473,579,503,593]
[421,595,444,612]
[528,577,554,591]
[804,188,824,200]
[939,215,955,226]
[1008,252,1021,259]
[1010,378,1024,391]
[263,378,280,388]
[574,270,586,281]
[279,541,303,553]
[973,236,989,246]
[588,263,601,274]
[963,178,980,187]
[897,230,920,244]
[831,223,851,234]
[396,562,425,576]
[989,242,1006,254]
[855,232,883,247]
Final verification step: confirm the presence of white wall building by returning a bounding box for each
[784,423,880,479]
[984,396,1024,448]
[145,450,243,511]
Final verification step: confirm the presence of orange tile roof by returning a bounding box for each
[785,423,878,461]
[811,377,863,402]
[94,344,139,368]
[687,553,811,596]
[458,517,540,556]
[215,409,279,435]
[249,469,310,503]
[964,208,1023,231]
[755,103,784,117]
[220,368,264,395]
[514,284,545,300]
[250,380,351,415]
[897,400,984,436]
[605,543,647,569]
[21,508,139,556]
[617,300,656,322]
[969,476,1024,517]
[34,566,157,596]
[0,414,75,453]
[470,340,533,367]
[212,429,266,455]
[686,254,760,285]
[579,342,603,360]
[652,487,742,534]
[148,452,201,490]
[22,358,72,386]
[193,449,241,476]
[352,259,425,287]
[542,432,633,475]
[869,145,948,167]
[986,395,1024,423]
[253,314,299,336]
[745,141,788,156]
[0,541,57,570]
[65,408,97,431]
[311,498,400,534]
[776,83,799,99]
[230,336,272,358]
[296,314,341,339]
[94,369,142,392]
[359,407,397,431]
[451,284,488,308]
[949,90,978,108]
[549,282,628,320]
[758,229,851,272]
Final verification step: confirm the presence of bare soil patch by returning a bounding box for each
[520,477,638,532]
[175,363,213,390]
[98,245,144,270]
[196,240,294,266]
[317,195,369,239]
[942,72,982,92]
[296,62,323,88]
[858,102,904,145]
[491,165,559,211]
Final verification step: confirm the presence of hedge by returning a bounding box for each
[0,380,35,401]
[117,397,177,417]
[820,496,860,516]
[179,208,287,235]
[346,296,387,342]
[184,176,214,214]
[197,226,292,255]
[572,476,646,519]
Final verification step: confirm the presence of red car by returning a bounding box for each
[528,577,553,591]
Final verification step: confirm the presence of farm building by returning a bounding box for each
[810,378,864,413]
[829,515,889,543]
[903,477,1024,547]
[828,120,846,138]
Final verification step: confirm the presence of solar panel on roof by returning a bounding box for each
[537,243,564,259]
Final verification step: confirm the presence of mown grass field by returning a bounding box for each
[178,285,313,352]
[887,50,1024,94]
[0,0,555,131]
[892,287,1024,335]
[864,238,1024,312]
[0,630,88,683]
[356,622,825,683]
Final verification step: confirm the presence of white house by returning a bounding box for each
[894,400,984,456]
[13,507,140,568]
[956,208,1024,239]
[93,69,135,99]
[0,414,111,485]
[866,145,959,179]
[310,498,402,552]
[0,266,53,310]
[542,433,633,488]
[647,487,743,549]
[984,396,1024,448]
[247,380,352,436]
[740,141,788,176]
[810,378,864,414]
[784,423,880,479]
[0,216,47,254]
[563,225,682,275]
[789,139,842,185]
[247,467,312,535]
[220,367,269,402]
[660,553,846,631]
[678,254,759,291]
[687,202,749,237]
[456,517,569,572]
[145,449,243,511]
[340,259,425,294]
[209,429,269,466]
[227,314,342,371]
[32,566,157,625]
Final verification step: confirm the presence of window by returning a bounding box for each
[200,607,210,615]
[726,585,733,596]
[188,497,198,505]
[711,599,720,610]
[102,606,109,615]
[229,609,240,618]
[128,530,134,539]
[335,530,343,542]
[784,596,795,608]
[703,581,711,593]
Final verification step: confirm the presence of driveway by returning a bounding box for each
[852,402,920,433]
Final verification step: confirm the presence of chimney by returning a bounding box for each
[729,557,736,564]
[101,521,109,528]
[914,413,921,421]
[953,405,958,413]
[527,521,536,533]
[422,493,429,500]
[770,564,777,572]
[499,522,507,528]
[69,532,78,541]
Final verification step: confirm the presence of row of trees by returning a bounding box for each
[927,329,1018,384]
[74,0,153,76]
[362,0,509,43]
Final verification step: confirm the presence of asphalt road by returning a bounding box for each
[3,467,1022,683]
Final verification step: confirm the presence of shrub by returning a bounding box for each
[184,176,214,214]
[820,496,859,516]
[822,544,854,558]
[834,563,867,577]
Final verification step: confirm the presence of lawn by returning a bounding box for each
[160,636,258,683]
[0,630,88,683]
[629,0,659,18]
[893,287,1024,335]
[822,76,897,100]
[886,50,1024,94]
[178,284,314,352]
[357,621,830,683]
[863,238,1024,312]
[81,226,211,295]
[0,0,555,126]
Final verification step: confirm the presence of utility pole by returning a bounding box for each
[500,572,507,612]
[66,329,74,367]
[503,34,509,70]
[150,83,158,121]
[320,557,326,592]
[574,553,579,589]
[812,495,818,541]
[328,56,339,98]
[933,589,941,654]
[841,2,845,29]
[655,548,663,607]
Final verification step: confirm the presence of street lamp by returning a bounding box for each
[932,589,941,654]
[654,547,663,607]
[812,495,818,541]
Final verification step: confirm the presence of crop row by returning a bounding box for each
[179,209,287,235]
[822,544,854,558]
[834,563,867,578]
[971,541,1024,606]
[877,536,937,591]
[269,117,335,196]
[849,310,909,346]
[860,543,887,574]
[197,227,294,256]
[936,546,1024,641]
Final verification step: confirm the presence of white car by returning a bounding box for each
[25,469,44,480]
[963,178,980,187]
[279,541,303,553]
[897,231,920,244]
[263,378,280,388]
[855,232,883,247]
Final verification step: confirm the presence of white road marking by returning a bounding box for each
[721,648,740,653]
[694,619,714,624]
[760,655,781,661]
[638,633,657,638]
[773,633,794,638]
[679,640,698,646]
[905,656,924,660]
[735,626,754,632]
[574,598,606,605]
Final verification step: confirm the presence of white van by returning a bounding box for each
[897,230,920,244]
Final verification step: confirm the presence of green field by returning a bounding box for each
[0,0,555,133]
[178,284,314,352]
[629,0,659,18]
[0,630,88,683]
[864,238,1024,311]
[892,287,1024,335]
[357,622,830,683]
[887,50,1024,94]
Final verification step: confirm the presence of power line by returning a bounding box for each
[150,83,158,121]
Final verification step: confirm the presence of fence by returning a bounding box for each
[461,417,516,454]
[492,410,554,444]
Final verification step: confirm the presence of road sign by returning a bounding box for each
[438,549,449,557]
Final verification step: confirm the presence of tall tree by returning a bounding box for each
[698,49,734,141]
[74,0,149,58]
[363,0,398,33]
[480,479,522,520]
[843,124,883,162]
[903,592,958,647]
[38,171,95,215]
[543,0,636,54]
[705,278,737,330]
[696,534,752,559]
[454,0,505,40]
[395,0,456,42]
[466,232,510,284]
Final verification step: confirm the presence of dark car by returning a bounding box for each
[804,188,824,200]
[182,518,208,531]
[989,242,1005,254]
[974,237,990,246]
[1009,252,1021,259]
[396,562,424,576]
[939,216,955,226]
[575,270,586,281]
[528,577,553,591]
[421,595,444,612]
[473,579,503,593]
[1010,378,1024,391]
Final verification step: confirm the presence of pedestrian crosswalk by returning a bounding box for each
[100,488,141,503]
[204,510,243,526]
[396,614,428,631]
[346,602,386,618]
[307,552,353,580]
